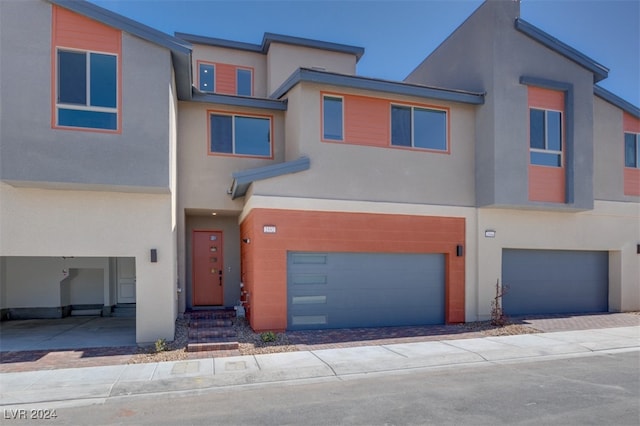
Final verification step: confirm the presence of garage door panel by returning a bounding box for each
[288,252,445,330]
[502,249,608,316]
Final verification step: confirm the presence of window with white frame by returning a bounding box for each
[236,68,252,96]
[322,96,343,140]
[56,49,117,130]
[529,108,562,167]
[209,113,271,157]
[625,132,639,168]
[391,105,447,151]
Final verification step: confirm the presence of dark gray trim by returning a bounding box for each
[515,19,608,83]
[175,32,365,62]
[48,0,193,100]
[230,157,310,199]
[175,32,263,53]
[594,85,640,119]
[5,307,71,320]
[520,76,574,204]
[271,68,485,104]
[262,33,364,62]
[192,90,288,111]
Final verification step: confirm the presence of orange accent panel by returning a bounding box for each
[215,63,236,95]
[344,94,390,147]
[53,5,121,52]
[624,168,640,196]
[193,230,224,306]
[529,165,566,203]
[624,113,640,133]
[240,209,465,332]
[528,86,564,110]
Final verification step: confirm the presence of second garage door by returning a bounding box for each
[502,249,608,316]
[287,252,445,330]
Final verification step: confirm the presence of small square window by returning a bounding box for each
[530,108,563,167]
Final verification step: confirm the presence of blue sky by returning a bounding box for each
[89,0,639,106]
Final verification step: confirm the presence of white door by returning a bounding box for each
[117,257,136,304]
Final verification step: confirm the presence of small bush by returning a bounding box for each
[260,331,277,343]
[155,338,167,352]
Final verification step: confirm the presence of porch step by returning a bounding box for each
[188,327,237,339]
[70,309,102,316]
[187,339,239,352]
[112,304,136,318]
[186,309,238,352]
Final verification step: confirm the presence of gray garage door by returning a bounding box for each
[502,249,608,316]
[287,252,445,330]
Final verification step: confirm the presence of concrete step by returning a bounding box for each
[189,318,233,328]
[112,307,136,318]
[188,309,236,320]
[187,339,239,352]
[188,327,237,340]
[70,309,102,316]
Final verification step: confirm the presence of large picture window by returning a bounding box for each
[530,108,562,167]
[209,113,271,157]
[56,49,118,130]
[625,133,639,168]
[391,105,447,151]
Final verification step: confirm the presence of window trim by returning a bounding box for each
[321,94,344,142]
[625,132,640,169]
[54,47,120,132]
[529,107,564,168]
[207,110,274,159]
[389,102,449,153]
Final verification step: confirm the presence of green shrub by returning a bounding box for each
[260,331,277,343]
[155,338,167,352]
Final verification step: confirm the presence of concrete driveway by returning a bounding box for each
[0,316,136,352]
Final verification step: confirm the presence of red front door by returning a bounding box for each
[193,230,224,306]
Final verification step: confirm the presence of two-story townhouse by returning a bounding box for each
[1,0,638,345]
[0,0,191,342]
[406,0,640,319]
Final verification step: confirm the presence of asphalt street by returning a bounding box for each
[7,350,638,426]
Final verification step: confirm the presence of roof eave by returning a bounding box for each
[191,90,287,111]
[271,68,485,105]
[594,85,640,118]
[230,157,311,199]
[515,18,609,83]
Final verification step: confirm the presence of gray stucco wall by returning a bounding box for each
[406,0,597,210]
[594,96,639,202]
[0,1,172,190]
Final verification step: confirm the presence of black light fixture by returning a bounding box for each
[150,249,157,263]
[456,244,464,257]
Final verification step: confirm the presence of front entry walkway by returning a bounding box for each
[0,316,136,352]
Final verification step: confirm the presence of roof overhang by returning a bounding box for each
[176,32,365,63]
[229,157,310,199]
[49,0,193,100]
[594,85,640,118]
[191,90,287,111]
[515,18,609,83]
[270,68,485,104]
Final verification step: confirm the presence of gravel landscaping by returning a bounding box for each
[129,316,540,364]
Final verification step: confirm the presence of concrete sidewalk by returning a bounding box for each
[1,326,638,407]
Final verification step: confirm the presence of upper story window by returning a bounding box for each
[56,49,118,130]
[198,62,253,95]
[209,112,272,157]
[530,108,562,167]
[391,105,447,151]
[322,95,343,141]
[237,68,252,96]
[624,133,639,168]
[199,64,215,92]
